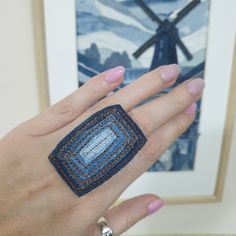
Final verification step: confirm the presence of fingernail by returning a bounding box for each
[104,66,125,83]
[159,64,181,82]
[185,103,197,115]
[147,199,164,215]
[187,79,205,96]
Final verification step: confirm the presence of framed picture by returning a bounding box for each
[33,0,236,204]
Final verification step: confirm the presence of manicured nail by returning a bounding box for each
[147,199,164,215]
[104,66,125,83]
[187,79,205,96]
[159,64,181,82]
[185,103,197,115]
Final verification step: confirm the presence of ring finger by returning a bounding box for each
[129,78,204,136]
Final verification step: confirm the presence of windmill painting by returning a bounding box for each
[76,0,210,171]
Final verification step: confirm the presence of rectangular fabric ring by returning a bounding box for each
[48,104,147,197]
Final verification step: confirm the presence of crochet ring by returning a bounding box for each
[48,104,147,197]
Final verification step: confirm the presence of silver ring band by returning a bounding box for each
[97,217,113,236]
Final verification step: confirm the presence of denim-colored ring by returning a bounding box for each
[48,104,147,197]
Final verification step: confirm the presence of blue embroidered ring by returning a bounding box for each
[48,104,147,197]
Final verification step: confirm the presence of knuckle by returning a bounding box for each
[174,115,192,134]
[124,216,136,230]
[141,141,161,158]
[172,87,192,108]
[178,117,189,130]
[88,98,111,114]
[173,93,188,108]
[85,80,102,97]
[51,100,76,120]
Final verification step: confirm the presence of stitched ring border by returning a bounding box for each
[48,104,147,196]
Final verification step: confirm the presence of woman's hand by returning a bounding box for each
[0,64,204,236]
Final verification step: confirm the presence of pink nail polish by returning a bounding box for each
[185,103,197,115]
[159,64,181,82]
[147,199,164,215]
[104,66,125,83]
[187,79,205,96]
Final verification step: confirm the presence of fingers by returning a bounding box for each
[89,64,180,114]
[136,103,197,170]
[134,104,196,177]
[21,66,125,136]
[129,78,204,136]
[93,195,164,236]
[46,64,182,149]
[132,104,197,177]
[89,104,197,215]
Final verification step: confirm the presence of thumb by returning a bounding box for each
[94,194,164,236]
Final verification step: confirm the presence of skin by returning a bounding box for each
[0,65,203,236]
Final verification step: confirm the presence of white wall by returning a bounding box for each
[0,0,39,135]
[0,0,235,234]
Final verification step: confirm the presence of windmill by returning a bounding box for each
[133,0,201,70]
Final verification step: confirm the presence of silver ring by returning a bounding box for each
[97,217,113,236]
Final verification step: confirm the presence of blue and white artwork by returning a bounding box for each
[75,0,210,171]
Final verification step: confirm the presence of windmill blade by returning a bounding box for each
[172,0,201,25]
[172,33,193,60]
[134,0,162,25]
[133,29,192,60]
[178,62,205,84]
[133,34,158,59]
[133,0,195,60]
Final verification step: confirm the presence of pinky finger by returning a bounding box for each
[93,194,164,236]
